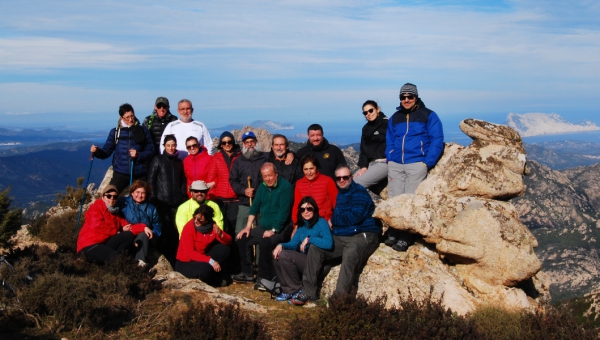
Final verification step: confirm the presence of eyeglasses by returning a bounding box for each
[221,140,233,146]
[156,103,167,109]
[122,115,135,120]
[299,206,314,213]
[335,175,352,181]
[104,194,118,199]
[191,190,208,194]
[362,108,374,115]
[400,95,415,101]
[186,144,199,150]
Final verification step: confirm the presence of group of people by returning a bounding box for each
[76,83,444,305]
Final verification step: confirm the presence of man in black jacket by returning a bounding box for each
[295,124,347,180]
[143,97,178,156]
[268,134,301,186]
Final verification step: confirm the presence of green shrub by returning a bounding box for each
[26,215,47,237]
[470,306,524,340]
[0,245,160,335]
[38,210,79,251]
[55,177,92,210]
[164,300,271,340]
[0,187,23,248]
[288,294,480,340]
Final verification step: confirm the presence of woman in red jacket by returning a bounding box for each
[183,136,213,198]
[292,154,338,228]
[77,185,150,264]
[176,205,232,286]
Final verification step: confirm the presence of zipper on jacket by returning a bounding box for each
[401,114,409,164]
[421,141,424,156]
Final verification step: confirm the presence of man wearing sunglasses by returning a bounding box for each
[384,83,444,251]
[290,165,380,306]
[160,99,214,159]
[175,180,224,238]
[143,97,178,156]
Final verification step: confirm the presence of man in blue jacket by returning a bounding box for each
[384,83,444,251]
[290,165,381,306]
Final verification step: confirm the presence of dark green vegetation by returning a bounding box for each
[0,187,23,248]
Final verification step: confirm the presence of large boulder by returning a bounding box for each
[323,119,548,314]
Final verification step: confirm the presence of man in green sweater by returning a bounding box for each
[233,163,294,286]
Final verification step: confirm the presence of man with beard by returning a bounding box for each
[229,131,269,282]
[295,124,347,179]
[175,180,224,237]
[268,134,301,186]
[159,99,213,158]
[143,97,178,156]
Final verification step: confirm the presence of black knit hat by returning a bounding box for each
[218,131,235,149]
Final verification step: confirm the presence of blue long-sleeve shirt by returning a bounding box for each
[331,181,380,236]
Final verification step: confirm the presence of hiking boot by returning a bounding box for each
[291,289,302,300]
[275,293,293,301]
[232,273,254,283]
[384,235,397,247]
[137,259,148,268]
[391,239,409,252]
[289,294,316,306]
[254,278,268,291]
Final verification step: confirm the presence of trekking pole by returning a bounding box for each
[75,153,94,233]
[130,158,135,187]
[247,176,253,206]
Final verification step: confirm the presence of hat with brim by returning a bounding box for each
[155,97,170,107]
[242,131,257,141]
[103,185,118,195]
[190,180,209,191]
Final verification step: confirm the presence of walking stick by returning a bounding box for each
[130,159,134,187]
[75,153,94,233]
[247,176,252,206]
[247,176,257,268]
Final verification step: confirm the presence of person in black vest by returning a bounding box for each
[143,97,178,156]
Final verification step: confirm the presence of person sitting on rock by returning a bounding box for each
[176,205,232,286]
[77,185,151,264]
[290,165,381,306]
[385,83,444,251]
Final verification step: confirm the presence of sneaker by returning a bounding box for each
[391,239,409,252]
[289,293,315,306]
[232,273,254,283]
[275,293,293,301]
[291,289,302,300]
[137,259,148,268]
[384,235,397,247]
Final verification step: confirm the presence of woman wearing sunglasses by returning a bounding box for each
[183,136,213,198]
[353,100,389,195]
[77,185,150,264]
[272,196,332,301]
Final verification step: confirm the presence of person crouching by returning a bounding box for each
[175,205,232,286]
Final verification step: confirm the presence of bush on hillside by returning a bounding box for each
[288,293,481,340]
[55,177,92,210]
[0,245,160,335]
[0,187,23,248]
[164,300,271,340]
[37,210,80,251]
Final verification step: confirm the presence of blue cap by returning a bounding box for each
[242,131,257,141]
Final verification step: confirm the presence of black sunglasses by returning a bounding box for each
[400,95,415,101]
[156,103,168,109]
[335,175,352,181]
[191,189,208,194]
[104,194,118,199]
[186,144,199,150]
[362,108,375,115]
[221,140,234,146]
[299,206,314,213]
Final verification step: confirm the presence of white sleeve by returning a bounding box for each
[202,124,214,155]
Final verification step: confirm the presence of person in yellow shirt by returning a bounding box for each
[176,180,224,238]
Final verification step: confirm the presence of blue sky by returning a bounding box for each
[1,0,599,138]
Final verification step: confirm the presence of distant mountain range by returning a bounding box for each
[506,113,600,137]
[0,126,105,146]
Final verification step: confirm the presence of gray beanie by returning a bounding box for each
[399,83,418,98]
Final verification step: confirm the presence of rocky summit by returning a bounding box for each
[330,119,549,315]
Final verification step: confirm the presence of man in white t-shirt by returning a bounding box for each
[160,99,214,158]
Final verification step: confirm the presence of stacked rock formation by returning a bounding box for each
[321,119,549,315]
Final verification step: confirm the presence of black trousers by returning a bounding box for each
[81,231,135,264]
[110,171,147,195]
[175,243,230,286]
[215,199,240,275]
[238,225,292,280]
[155,203,179,267]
